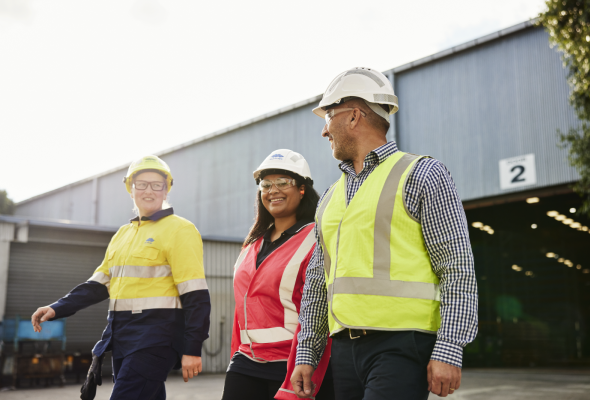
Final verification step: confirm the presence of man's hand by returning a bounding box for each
[31,306,56,333]
[290,364,316,398]
[427,360,461,397]
[181,355,202,382]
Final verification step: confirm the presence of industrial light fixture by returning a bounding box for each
[471,222,483,228]
[565,260,574,267]
[526,197,540,204]
[571,222,581,229]
[577,265,582,270]
[583,226,589,232]
[555,214,566,221]
[570,208,576,213]
[583,269,590,274]
[512,265,523,272]
[563,218,573,225]
[531,224,537,229]
[546,252,555,258]
[558,258,564,263]
[546,211,559,217]
[525,271,534,277]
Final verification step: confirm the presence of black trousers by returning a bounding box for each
[331,330,436,400]
[222,371,335,400]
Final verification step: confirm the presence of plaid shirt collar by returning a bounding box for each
[338,141,399,176]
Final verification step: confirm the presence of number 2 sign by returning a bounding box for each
[499,154,537,190]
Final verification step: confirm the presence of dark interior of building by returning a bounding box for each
[464,192,590,368]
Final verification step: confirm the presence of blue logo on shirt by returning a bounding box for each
[270,153,284,160]
[145,238,155,244]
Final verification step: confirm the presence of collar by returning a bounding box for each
[263,218,314,242]
[130,207,174,223]
[338,141,399,174]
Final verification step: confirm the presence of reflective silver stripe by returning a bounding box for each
[108,296,182,311]
[239,328,294,344]
[332,278,439,301]
[373,153,419,280]
[109,265,172,279]
[402,155,431,222]
[279,227,316,333]
[89,272,110,285]
[315,182,339,277]
[177,278,208,295]
[233,246,251,277]
[278,388,316,400]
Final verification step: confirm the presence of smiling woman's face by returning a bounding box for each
[131,171,167,217]
[260,173,303,220]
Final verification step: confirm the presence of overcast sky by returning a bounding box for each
[0,0,546,202]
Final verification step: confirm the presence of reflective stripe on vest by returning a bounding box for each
[317,152,441,334]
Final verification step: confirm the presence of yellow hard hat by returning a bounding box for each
[123,155,173,193]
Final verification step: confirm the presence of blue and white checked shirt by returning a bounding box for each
[296,141,478,368]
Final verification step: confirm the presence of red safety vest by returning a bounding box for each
[231,223,316,362]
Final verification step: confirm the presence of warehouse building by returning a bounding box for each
[1,20,588,371]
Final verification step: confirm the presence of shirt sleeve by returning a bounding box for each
[296,191,330,368]
[405,158,478,368]
[49,232,118,319]
[168,224,211,357]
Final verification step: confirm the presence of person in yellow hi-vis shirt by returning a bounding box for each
[31,155,211,400]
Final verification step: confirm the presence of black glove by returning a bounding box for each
[80,353,105,400]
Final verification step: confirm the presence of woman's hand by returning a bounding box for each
[181,355,202,382]
[31,306,56,333]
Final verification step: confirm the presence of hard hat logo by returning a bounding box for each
[253,149,313,185]
[313,67,399,120]
[123,155,174,194]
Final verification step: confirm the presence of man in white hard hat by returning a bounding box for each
[291,67,478,399]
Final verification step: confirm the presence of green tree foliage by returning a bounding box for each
[0,190,15,215]
[538,0,590,215]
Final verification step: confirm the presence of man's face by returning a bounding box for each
[321,105,357,161]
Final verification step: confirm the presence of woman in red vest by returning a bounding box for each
[222,149,334,400]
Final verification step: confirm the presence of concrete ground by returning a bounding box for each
[1,369,589,399]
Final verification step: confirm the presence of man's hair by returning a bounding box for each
[334,98,390,135]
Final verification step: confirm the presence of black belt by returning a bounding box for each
[332,328,380,340]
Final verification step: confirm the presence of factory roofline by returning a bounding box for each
[17,19,537,206]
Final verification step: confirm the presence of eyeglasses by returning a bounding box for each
[324,108,366,124]
[258,178,297,193]
[133,181,166,191]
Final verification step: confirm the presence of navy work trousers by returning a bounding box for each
[331,330,436,400]
[110,346,179,400]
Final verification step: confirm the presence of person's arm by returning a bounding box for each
[32,243,113,331]
[405,158,478,396]
[168,224,211,381]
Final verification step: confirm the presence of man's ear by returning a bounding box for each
[349,109,362,129]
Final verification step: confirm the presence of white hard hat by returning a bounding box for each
[253,149,313,184]
[313,67,399,121]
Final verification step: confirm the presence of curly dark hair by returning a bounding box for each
[243,171,320,247]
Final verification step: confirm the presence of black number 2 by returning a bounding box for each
[511,165,526,183]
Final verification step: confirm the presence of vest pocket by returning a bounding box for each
[132,247,160,261]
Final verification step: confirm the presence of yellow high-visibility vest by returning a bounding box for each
[316,151,441,335]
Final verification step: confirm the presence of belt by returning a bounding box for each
[332,328,380,340]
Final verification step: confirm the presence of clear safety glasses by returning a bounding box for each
[324,108,366,124]
[258,178,297,193]
[133,181,166,191]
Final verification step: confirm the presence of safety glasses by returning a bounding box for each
[258,178,297,193]
[324,108,366,124]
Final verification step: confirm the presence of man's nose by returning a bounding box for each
[269,184,280,194]
[321,124,329,137]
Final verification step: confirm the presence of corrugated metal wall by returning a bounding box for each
[4,224,243,373]
[395,27,579,201]
[15,26,580,229]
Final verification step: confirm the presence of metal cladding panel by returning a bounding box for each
[152,105,337,238]
[200,240,242,372]
[96,169,135,227]
[15,180,94,224]
[5,241,110,353]
[395,27,580,201]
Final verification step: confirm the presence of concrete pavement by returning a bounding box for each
[1,369,589,399]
